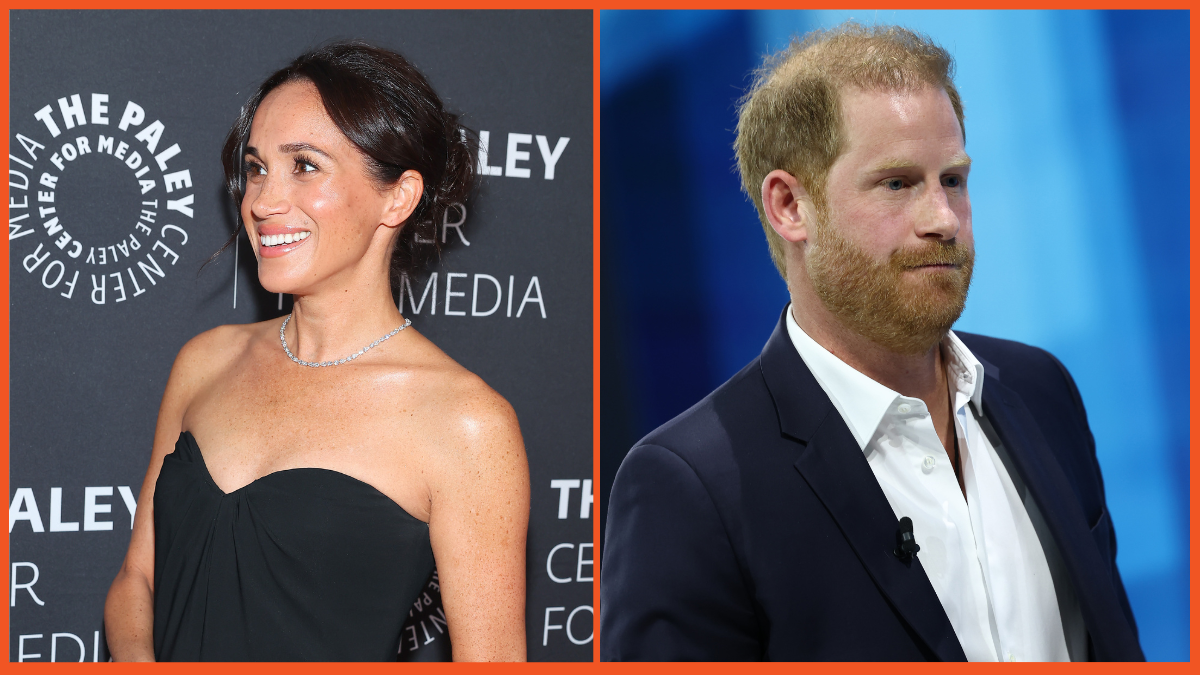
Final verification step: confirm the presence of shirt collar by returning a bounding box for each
[784,305,985,452]
[943,329,986,411]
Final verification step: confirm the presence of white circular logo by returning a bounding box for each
[9,93,195,305]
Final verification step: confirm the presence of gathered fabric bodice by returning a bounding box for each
[153,431,434,661]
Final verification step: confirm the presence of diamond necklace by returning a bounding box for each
[279,313,411,367]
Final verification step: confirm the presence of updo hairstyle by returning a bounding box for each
[220,40,477,289]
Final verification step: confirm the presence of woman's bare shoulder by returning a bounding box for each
[442,368,523,452]
[384,333,525,471]
[167,320,275,394]
[392,341,529,539]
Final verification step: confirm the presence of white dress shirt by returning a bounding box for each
[785,307,1076,661]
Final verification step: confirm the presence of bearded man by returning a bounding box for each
[600,23,1143,662]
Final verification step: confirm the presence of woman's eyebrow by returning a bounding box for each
[278,142,332,159]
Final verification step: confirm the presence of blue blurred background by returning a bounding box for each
[599,10,1189,661]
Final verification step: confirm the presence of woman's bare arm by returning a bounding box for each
[428,384,530,662]
[103,328,236,661]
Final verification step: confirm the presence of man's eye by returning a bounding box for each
[943,175,962,188]
[885,178,905,191]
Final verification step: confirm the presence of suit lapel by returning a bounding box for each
[979,372,1144,661]
[759,314,967,662]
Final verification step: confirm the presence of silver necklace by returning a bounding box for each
[279,313,411,367]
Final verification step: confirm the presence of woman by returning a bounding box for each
[104,42,530,662]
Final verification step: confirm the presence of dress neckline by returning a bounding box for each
[177,430,427,525]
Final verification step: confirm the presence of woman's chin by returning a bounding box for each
[257,275,305,297]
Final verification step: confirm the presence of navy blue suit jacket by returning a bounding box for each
[601,312,1143,661]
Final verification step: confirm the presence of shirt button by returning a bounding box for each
[897,403,911,414]
[1008,653,1016,662]
[922,456,936,472]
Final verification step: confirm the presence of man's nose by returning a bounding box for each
[914,184,961,240]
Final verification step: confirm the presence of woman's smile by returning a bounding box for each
[258,229,312,257]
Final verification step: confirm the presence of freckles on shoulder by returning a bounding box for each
[384,364,515,441]
[454,381,523,449]
[443,380,526,473]
[174,323,258,380]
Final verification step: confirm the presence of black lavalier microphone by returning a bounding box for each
[894,517,920,563]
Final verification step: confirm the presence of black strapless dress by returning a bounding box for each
[152,431,435,661]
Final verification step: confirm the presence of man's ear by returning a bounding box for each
[761,170,814,244]
[381,169,425,229]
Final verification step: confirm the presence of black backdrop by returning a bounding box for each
[8,10,592,662]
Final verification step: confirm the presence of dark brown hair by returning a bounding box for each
[219,40,477,289]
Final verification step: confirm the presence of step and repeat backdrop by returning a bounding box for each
[8,10,592,662]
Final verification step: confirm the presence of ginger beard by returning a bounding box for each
[805,203,974,356]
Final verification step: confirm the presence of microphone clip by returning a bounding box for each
[894,516,920,564]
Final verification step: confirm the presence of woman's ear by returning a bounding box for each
[761,169,814,244]
[381,169,425,228]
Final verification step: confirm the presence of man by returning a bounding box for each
[601,23,1143,662]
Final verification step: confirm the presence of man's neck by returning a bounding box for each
[789,301,945,400]
[790,296,961,487]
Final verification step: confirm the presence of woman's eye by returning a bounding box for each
[244,162,266,177]
[885,178,905,191]
[295,158,318,173]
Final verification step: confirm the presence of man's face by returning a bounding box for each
[805,85,974,355]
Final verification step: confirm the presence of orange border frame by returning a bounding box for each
[2,1,1196,669]
[592,7,602,665]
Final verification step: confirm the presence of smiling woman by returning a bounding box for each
[102,42,530,662]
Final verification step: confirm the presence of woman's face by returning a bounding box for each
[242,80,414,295]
